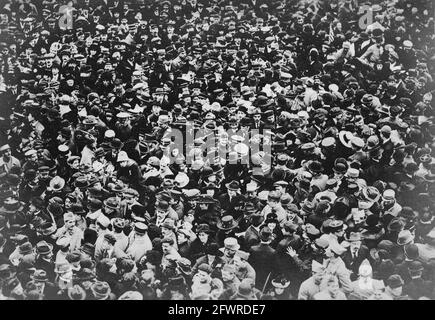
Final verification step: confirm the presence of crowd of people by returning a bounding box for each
[0,0,434,300]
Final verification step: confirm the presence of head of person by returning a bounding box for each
[221,264,236,282]
[161,237,174,255]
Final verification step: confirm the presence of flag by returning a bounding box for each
[328,24,334,44]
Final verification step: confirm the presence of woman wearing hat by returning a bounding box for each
[191,243,225,279]
[215,215,243,248]
[263,213,282,246]
[193,195,221,231]
[263,274,293,300]
[188,224,214,262]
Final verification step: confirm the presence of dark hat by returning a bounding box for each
[399,207,417,220]
[196,224,211,234]
[205,243,223,257]
[386,274,403,289]
[197,263,213,274]
[260,227,273,242]
[134,222,148,234]
[103,233,117,245]
[19,242,33,255]
[217,216,239,231]
[408,261,424,273]
[387,218,405,233]
[225,180,241,191]
[35,241,53,256]
[404,244,419,260]
[91,281,111,299]
[103,197,119,210]
[307,160,324,173]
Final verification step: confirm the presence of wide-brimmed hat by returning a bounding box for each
[32,269,49,282]
[217,216,239,231]
[271,275,290,289]
[307,160,324,173]
[91,281,111,300]
[387,218,405,233]
[225,180,241,191]
[361,184,380,201]
[259,226,273,242]
[196,224,211,234]
[338,131,354,148]
[102,197,118,210]
[397,229,414,246]
[399,207,417,220]
[19,242,33,255]
[40,222,57,236]
[35,241,53,255]
[49,176,65,192]
[174,172,189,188]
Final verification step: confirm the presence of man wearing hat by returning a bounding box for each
[342,232,370,281]
[402,261,433,299]
[126,222,152,263]
[322,242,353,294]
[0,144,20,174]
[218,180,241,213]
[380,189,402,226]
[216,215,242,248]
[191,243,225,278]
[415,229,435,264]
[34,241,55,282]
[385,274,409,300]
[54,212,84,252]
[298,260,326,300]
[116,151,142,189]
[260,191,287,226]
[94,214,113,261]
[248,227,279,290]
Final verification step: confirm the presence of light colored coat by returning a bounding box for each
[298,277,322,300]
[126,233,152,262]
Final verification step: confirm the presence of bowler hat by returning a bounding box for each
[404,244,419,260]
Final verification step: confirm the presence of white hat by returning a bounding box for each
[104,130,115,138]
[234,143,249,156]
[174,172,189,188]
[383,189,395,200]
[0,144,10,152]
[403,40,413,48]
[117,151,129,162]
[346,168,359,178]
[246,182,259,192]
[312,260,325,273]
[97,215,111,228]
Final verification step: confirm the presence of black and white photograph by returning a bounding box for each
[0,0,434,303]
